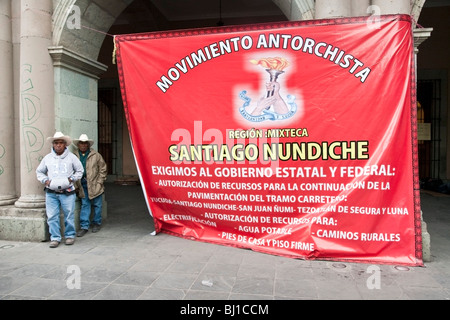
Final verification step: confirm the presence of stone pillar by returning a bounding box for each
[12,0,20,195]
[48,46,107,142]
[0,0,53,241]
[351,0,370,16]
[414,28,433,262]
[315,0,351,19]
[371,0,410,15]
[14,0,54,209]
[48,46,108,229]
[0,0,17,206]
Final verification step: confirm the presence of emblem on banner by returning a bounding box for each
[239,57,297,122]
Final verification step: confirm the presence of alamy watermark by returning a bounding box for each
[366,265,381,289]
[66,265,81,289]
[66,4,81,30]
[366,5,381,30]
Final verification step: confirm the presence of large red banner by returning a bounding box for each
[116,15,423,266]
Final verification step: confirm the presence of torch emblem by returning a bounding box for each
[239,57,297,122]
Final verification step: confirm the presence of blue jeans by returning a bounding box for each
[79,179,103,230]
[45,192,76,242]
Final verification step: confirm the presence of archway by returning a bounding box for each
[53,0,288,181]
[52,0,428,182]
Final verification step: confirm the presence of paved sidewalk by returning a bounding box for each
[0,183,449,301]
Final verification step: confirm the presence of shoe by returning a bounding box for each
[65,238,75,245]
[92,224,101,233]
[49,240,60,248]
[77,229,88,237]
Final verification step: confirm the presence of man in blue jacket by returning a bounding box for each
[36,132,84,248]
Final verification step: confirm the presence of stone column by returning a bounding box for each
[48,45,108,229]
[315,0,351,19]
[0,0,17,205]
[371,0,410,15]
[14,0,54,208]
[351,0,370,16]
[414,28,433,262]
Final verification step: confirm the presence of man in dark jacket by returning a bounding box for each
[73,134,107,237]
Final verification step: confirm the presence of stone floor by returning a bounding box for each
[0,183,449,303]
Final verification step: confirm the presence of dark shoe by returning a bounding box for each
[49,240,60,248]
[92,224,101,233]
[77,229,88,237]
[65,238,75,245]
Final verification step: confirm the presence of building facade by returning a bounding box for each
[0,0,447,262]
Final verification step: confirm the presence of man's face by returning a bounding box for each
[78,141,90,153]
[53,140,66,155]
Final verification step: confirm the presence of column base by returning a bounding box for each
[14,194,45,208]
[0,196,107,241]
[0,206,49,241]
[422,219,431,262]
[0,195,18,206]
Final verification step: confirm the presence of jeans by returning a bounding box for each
[79,179,103,230]
[45,192,76,242]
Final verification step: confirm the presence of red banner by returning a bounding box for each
[116,15,423,266]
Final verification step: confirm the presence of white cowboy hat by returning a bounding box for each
[73,134,94,147]
[47,132,72,146]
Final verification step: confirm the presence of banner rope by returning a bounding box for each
[410,16,425,29]
[78,25,117,64]
[112,35,117,65]
[80,24,114,37]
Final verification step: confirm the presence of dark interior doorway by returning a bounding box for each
[417,79,441,187]
[98,88,118,175]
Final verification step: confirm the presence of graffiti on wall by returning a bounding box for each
[21,64,44,172]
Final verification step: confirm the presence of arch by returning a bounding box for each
[411,0,426,26]
[272,0,315,21]
[53,0,133,61]
[52,0,426,62]
[52,0,295,62]
[272,0,426,22]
